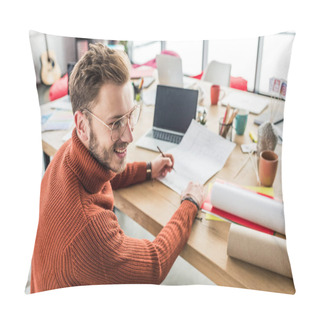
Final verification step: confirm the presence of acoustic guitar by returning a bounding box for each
[40,34,61,86]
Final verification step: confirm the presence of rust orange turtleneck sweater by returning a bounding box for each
[30,129,198,293]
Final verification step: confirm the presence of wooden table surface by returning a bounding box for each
[41,84,294,294]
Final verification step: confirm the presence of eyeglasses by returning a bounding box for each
[85,105,141,141]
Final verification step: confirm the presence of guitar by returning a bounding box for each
[40,34,61,86]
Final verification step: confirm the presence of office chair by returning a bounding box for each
[202,60,232,87]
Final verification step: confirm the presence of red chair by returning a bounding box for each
[191,72,248,91]
[230,76,248,91]
[192,71,203,80]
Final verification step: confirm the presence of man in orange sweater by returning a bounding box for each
[30,43,205,293]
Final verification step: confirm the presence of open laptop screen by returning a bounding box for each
[153,85,198,134]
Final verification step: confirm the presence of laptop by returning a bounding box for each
[156,54,196,89]
[136,85,198,152]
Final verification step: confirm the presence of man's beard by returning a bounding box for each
[88,128,127,173]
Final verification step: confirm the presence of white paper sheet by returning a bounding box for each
[62,126,75,141]
[142,87,157,106]
[46,95,72,111]
[211,180,285,234]
[158,120,235,194]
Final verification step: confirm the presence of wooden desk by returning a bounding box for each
[41,86,294,294]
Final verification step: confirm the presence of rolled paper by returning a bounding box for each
[210,180,285,234]
[227,224,292,278]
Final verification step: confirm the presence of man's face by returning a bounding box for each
[87,82,134,173]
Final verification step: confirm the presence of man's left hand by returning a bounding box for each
[151,153,174,179]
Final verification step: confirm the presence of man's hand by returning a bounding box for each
[180,181,206,209]
[151,153,174,179]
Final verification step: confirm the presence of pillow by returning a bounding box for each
[27,30,295,295]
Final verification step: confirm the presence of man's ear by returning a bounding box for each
[74,110,89,142]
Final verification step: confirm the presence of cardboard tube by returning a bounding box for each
[227,224,292,278]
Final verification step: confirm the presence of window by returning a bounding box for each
[258,33,295,95]
[129,33,295,99]
[165,41,203,76]
[207,37,258,92]
[131,41,161,65]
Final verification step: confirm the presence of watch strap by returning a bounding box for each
[146,162,152,180]
[181,197,200,211]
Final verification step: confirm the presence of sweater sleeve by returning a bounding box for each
[110,162,147,190]
[68,200,198,285]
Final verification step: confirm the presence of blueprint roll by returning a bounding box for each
[210,180,285,234]
[227,224,292,278]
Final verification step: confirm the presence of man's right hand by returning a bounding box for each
[180,181,206,209]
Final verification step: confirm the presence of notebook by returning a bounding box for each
[220,90,269,114]
[136,85,198,152]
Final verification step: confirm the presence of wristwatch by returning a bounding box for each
[181,197,200,211]
[146,162,152,180]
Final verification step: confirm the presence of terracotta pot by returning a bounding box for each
[259,150,278,187]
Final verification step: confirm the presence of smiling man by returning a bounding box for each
[30,43,205,293]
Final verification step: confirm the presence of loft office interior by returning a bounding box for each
[27,31,295,291]
[32,31,294,171]
[30,31,295,104]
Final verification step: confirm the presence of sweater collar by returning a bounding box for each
[67,128,116,193]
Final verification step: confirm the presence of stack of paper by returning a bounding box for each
[41,109,74,132]
[45,95,72,111]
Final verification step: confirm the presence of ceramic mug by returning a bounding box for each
[235,109,249,135]
[259,150,278,187]
[211,85,225,105]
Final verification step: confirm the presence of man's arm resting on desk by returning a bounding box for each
[110,154,174,189]
[67,200,198,285]
[110,161,147,189]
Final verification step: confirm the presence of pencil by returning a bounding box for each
[223,105,229,124]
[227,108,239,125]
[221,107,237,137]
[138,77,144,90]
[225,105,231,124]
[157,146,176,172]
[220,105,230,135]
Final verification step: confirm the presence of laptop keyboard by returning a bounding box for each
[153,129,183,144]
